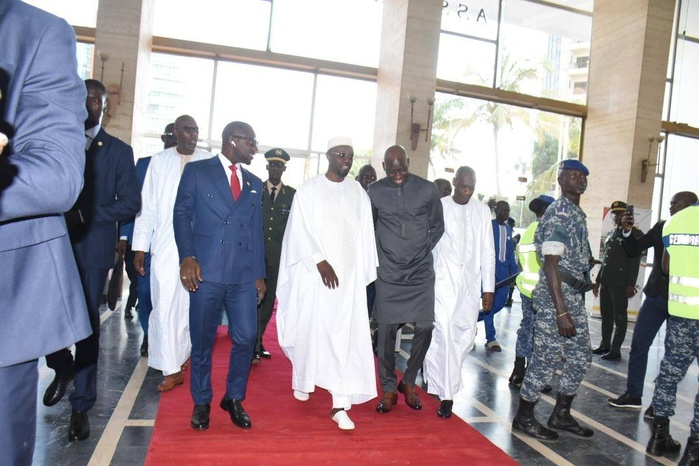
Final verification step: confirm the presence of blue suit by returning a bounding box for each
[46,127,140,411]
[173,156,265,404]
[121,157,153,335]
[479,220,518,342]
[0,1,92,463]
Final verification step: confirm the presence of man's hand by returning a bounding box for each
[592,282,600,298]
[133,251,146,276]
[625,284,637,299]
[180,256,202,292]
[255,279,266,304]
[556,312,577,337]
[116,239,128,256]
[481,292,494,312]
[317,260,339,289]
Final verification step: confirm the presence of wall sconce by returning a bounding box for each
[409,95,435,150]
[641,133,665,183]
[98,50,110,82]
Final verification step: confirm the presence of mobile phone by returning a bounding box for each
[626,204,634,216]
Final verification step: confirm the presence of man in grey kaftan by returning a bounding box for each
[367,145,444,414]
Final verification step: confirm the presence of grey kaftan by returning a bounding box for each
[368,174,445,324]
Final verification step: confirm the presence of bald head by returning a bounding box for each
[670,191,698,216]
[382,145,410,187]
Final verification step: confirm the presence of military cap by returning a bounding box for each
[327,136,353,151]
[528,194,555,213]
[559,159,589,175]
[264,148,290,164]
[610,200,627,212]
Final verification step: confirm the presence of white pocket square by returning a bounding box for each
[250,190,258,194]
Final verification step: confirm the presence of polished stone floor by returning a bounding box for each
[33,291,696,465]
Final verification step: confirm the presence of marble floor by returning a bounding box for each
[32,291,696,466]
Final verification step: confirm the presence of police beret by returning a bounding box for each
[610,200,627,212]
[528,194,555,213]
[264,148,290,164]
[559,159,589,175]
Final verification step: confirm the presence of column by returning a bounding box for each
[94,0,154,156]
[372,0,443,176]
[581,0,674,250]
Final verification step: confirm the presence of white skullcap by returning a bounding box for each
[327,136,353,151]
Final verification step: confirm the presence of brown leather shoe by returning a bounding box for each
[376,391,398,413]
[397,380,422,410]
[157,371,184,392]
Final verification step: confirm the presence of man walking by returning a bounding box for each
[512,159,595,441]
[174,121,265,431]
[423,166,494,418]
[368,145,444,414]
[277,137,378,430]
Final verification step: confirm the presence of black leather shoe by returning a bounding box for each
[601,352,621,361]
[191,404,211,430]
[592,346,610,355]
[220,397,251,429]
[251,352,261,365]
[260,345,272,359]
[140,336,148,357]
[43,371,74,407]
[124,307,134,320]
[68,409,90,441]
[437,400,453,419]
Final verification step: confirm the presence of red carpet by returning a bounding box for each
[146,319,517,465]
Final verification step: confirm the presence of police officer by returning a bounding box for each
[253,148,296,363]
[512,159,594,441]
[592,200,643,360]
[646,203,699,464]
[509,194,554,386]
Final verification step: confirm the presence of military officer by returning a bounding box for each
[512,159,595,441]
[592,200,643,360]
[254,148,296,363]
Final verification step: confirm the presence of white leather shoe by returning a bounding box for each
[293,390,310,401]
[331,410,355,430]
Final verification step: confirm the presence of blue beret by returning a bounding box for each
[528,194,555,213]
[559,159,589,175]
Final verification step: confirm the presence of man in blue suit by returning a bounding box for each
[43,79,141,441]
[0,2,93,464]
[174,121,265,431]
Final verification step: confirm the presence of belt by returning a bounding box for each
[559,270,595,293]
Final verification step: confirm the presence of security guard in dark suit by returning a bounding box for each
[254,148,296,363]
[592,200,642,360]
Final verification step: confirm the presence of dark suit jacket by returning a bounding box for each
[173,157,265,285]
[0,0,92,366]
[70,128,141,269]
[262,182,295,270]
[598,226,643,288]
[120,156,151,242]
[624,220,667,299]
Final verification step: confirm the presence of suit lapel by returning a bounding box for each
[208,159,235,208]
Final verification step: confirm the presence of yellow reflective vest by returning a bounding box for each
[663,205,699,319]
[516,221,540,299]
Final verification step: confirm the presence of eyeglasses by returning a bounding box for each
[328,151,354,160]
[232,135,258,147]
[176,125,199,135]
[162,132,175,138]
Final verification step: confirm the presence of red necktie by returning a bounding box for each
[230,165,240,201]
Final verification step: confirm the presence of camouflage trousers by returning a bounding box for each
[651,316,699,438]
[521,289,592,402]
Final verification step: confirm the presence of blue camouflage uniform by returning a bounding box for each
[520,195,592,401]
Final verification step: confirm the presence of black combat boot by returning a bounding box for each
[647,416,681,456]
[509,357,526,387]
[512,397,558,441]
[547,392,593,437]
[679,437,699,465]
